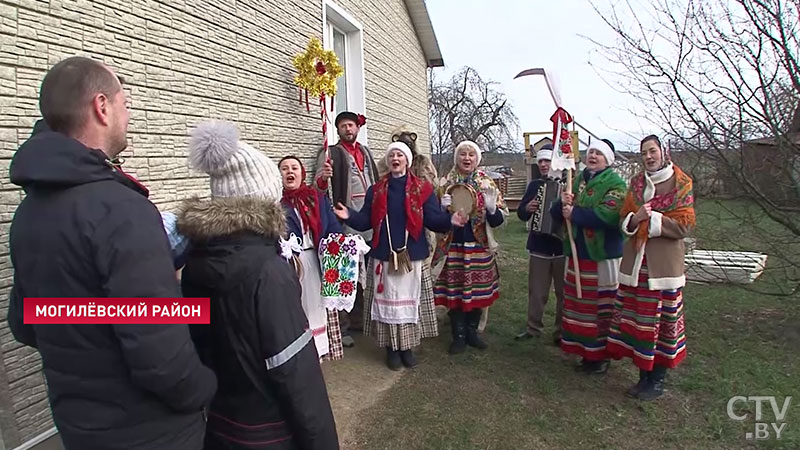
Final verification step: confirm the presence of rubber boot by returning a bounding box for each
[465,309,488,350]
[400,349,417,368]
[637,365,666,401]
[448,310,467,354]
[386,347,402,371]
[626,369,650,398]
[584,359,610,375]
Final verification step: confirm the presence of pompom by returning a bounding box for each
[188,120,240,175]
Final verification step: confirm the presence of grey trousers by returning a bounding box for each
[527,255,566,337]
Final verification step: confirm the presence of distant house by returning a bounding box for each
[0,1,444,447]
[742,132,800,206]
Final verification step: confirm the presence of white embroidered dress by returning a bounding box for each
[293,213,330,358]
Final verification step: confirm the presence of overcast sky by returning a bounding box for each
[426,0,657,153]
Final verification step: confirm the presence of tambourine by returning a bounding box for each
[445,183,477,216]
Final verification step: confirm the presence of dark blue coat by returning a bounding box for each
[345,175,452,262]
[284,194,343,249]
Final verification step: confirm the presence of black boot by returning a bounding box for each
[581,359,610,375]
[448,310,467,354]
[399,349,417,368]
[385,347,402,371]
[637,365,666,401]
[465,309,488,350]
[626,369,650,397]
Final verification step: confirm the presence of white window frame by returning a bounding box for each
[322,0,367,145]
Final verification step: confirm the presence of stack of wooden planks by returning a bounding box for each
[684,250,768,284]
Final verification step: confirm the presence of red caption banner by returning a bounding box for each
[23,298,210,324]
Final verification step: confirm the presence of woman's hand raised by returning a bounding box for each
[333,202,350,220]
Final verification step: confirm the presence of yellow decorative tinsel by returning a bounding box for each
[292,37,343,98]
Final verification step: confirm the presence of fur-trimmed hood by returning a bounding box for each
[177,196,286,241]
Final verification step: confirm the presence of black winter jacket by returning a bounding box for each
[6,130,217,450]
[178,197,339,450]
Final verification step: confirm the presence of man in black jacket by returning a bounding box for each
[515,145,566,346]
[6,56,217,450]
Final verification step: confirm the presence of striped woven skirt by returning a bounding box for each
[607,260,687,370]
[560,258,617,361]
[433,242,500,312]
[363,260,438,351]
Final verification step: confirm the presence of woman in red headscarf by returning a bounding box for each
[333,142,468,370]
[280,156,345,362]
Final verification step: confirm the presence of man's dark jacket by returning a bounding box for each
[6,129,217,450]
[315,143,378,207]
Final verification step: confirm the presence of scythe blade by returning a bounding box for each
[513,67,562,108]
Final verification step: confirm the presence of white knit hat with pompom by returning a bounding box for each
[188,120,281,201]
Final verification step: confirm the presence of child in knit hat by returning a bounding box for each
[177,120,339,450]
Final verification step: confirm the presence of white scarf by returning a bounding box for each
[644,162,674,202]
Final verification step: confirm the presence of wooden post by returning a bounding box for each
[564,169,582,299]
[566,125,582,298]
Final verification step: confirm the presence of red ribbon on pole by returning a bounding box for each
[550,107,573,155]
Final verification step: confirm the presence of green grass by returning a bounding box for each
[348,202,800,450]
[692,198,799,293]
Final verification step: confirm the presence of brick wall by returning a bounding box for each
[0,0,432,446]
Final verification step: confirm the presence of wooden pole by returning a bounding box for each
[565,169,582,299]
[567,124,582,298]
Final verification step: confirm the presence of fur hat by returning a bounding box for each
[391,124,419,156]
[454,140,482,166]
[188,120,282,201]
[385,142,413,167]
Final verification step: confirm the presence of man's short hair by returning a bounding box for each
[39,56,122,135]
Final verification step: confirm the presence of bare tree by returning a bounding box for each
[590,0,800,295]
[428,67,520,172]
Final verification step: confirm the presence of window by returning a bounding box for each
[331,27,348,114]
[323,1,366,143]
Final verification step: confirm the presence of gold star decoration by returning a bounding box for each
[292,37,344,99]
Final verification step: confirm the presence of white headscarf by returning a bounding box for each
[587,139,615,166]
[385,141,413,166]
[643,137,674,202]
[454,140,482,167]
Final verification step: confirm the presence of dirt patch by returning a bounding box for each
[321,333,404,447]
